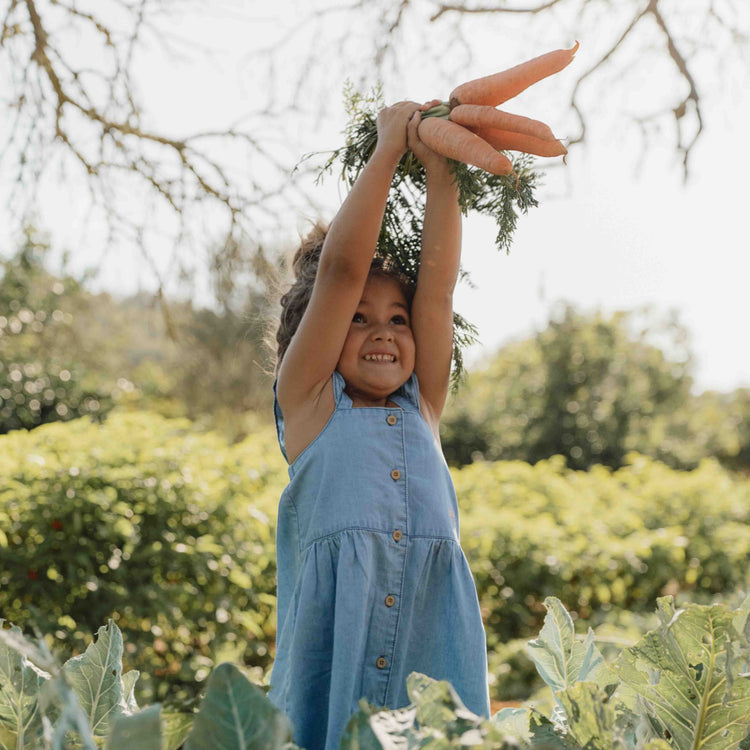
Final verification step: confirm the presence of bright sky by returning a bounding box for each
[5,2,749,394]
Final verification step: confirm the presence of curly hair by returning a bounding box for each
[275,224,415,371]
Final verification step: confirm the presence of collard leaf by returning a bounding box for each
[0,620,49,749]
[121,669,140,714]
[161,711,194,750]
[490,707,531,743]
[613,597,750,750]
[106,703,161,750]
[527,709,580,749]
[555,682,614,750]
[183,663,292,750]
[49,676,98,750]
[340,700,419,750]
[406,672,481,733]
[62,619,129,741]
[526,597,607,694]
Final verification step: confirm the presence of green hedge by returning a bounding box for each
[2,411,749,705]
[0,410,286,707]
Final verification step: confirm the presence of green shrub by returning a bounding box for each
[3,412,750,708]
[456,454,750,698]
[0,410,286,706]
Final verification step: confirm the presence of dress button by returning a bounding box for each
[385,595,396,607]
[390,469,401,481]
[392,529,402,542]
[376,657,387,669]
[386,414,398,426]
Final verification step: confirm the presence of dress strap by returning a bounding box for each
[391,372,420,411]
[273,372,352,462]
[272,379,289,463]
[332,370,353,408]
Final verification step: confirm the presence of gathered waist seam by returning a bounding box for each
[302,526,459,552]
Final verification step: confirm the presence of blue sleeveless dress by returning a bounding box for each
[270,371,490,750]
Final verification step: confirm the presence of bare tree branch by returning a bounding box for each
[648,0,703,177]
[431,0,567,22]
[568,2,652,148]
[1,0,318,299]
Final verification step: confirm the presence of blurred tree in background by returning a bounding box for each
[0,229,274,438]
[3,233,747,471]
[0,227,115,432]
[440,302,750,472]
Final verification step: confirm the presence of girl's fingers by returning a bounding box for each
[407,111,422,148]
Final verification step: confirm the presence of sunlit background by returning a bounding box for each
[2,0,750,729]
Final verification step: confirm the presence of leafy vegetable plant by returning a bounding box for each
[2,594,749,749]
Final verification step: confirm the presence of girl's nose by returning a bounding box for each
[372,326,394,341]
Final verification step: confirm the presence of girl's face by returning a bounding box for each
[337,274,415,404]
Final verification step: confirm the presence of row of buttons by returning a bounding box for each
[380,411,401,672]
[376,595,397,670]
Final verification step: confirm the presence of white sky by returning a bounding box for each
[4,2,749,394]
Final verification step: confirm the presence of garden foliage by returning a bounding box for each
[0,411,286,706]
[1,596,748,749]
[2,411,750,708]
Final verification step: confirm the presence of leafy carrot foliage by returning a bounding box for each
[308,84,539,387]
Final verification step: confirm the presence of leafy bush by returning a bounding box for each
[456,454,750,699]
[0,410,286,706]
[2,595,748,749]
[3,412,750,709]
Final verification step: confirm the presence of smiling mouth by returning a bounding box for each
[364,354,396,363]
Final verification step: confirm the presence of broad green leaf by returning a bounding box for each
[527,709,579,749]
[62,620,129,742]
[121,669,140,714]
[161,711,194,750]
[340,700,419,750]
[406,672,481,733]
[182,662,292,750]
[526,598,607,695]
[106,703,161,750]
[614,598,750,750]
[49,676,98,750]
[555,682,614,750]
[490,707,531,743]
[0,620,48,749]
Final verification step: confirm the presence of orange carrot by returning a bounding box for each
[417,117,514,175]
[449,42,579,107]
[449,104,558,142]
[468,126,567,157]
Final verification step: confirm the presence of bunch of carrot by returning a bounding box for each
[417,42,579,176]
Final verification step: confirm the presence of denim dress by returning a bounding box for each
[269,371,490,750]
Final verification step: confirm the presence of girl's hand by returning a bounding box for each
[407,101,452,179]
[374,101,422,162]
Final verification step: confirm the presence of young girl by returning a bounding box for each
[270,101,490,750]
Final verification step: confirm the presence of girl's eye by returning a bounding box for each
[391,315,408,325]
[352,313,365,323]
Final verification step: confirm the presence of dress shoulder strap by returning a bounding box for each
[272,379,289,463]
[273,372,351,463]
[331,370,351,407]
[391,372,420,411]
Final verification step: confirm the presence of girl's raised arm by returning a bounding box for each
[277,102,422,416]
[407,108,462,435]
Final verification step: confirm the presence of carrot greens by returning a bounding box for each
[309,84,539,388]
